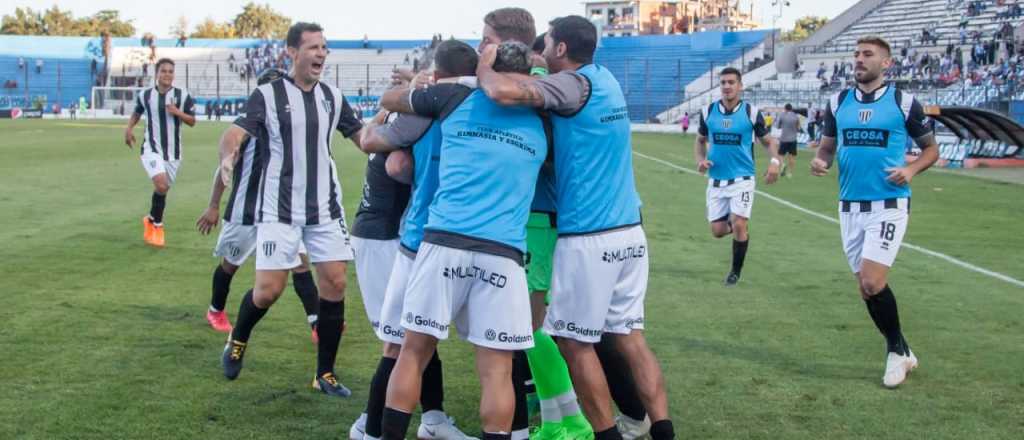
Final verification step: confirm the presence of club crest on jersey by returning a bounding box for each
[858,109,874,124]
[721,118,733,129]
[321,99,332,114]
[263,241,276,257]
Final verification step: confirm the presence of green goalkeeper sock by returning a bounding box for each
[525,330,588,429]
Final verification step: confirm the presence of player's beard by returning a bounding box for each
[855,69,879,84]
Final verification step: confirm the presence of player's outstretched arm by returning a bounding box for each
[476,44,545,108]
[124,112,141,149]
[380,87,414,114]
[811,136,836,176]
[218,125,247,187]
[197,168,226,235]
[358,111,398,153]
[758,135,782,184]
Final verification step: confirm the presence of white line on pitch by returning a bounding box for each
[634,151,1024,289]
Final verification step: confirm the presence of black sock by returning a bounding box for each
[594,427,624,440]
[210,265,233,312]
[731,238,749,275]
[149,192,166,224]
[231,290,267,343]
[381,407,412,440]
[482,433,512,440]
[650,420,676,440]
[291,271,319,327]
[420,350,445,413]
[865,285,908,355]
[595,336,647,421]
[316,298,344,376]
[511,350,530,432]
[365,356,397,438]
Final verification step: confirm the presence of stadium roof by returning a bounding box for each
[924,106,1024,149]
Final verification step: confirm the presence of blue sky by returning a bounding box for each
[0,0,859,39]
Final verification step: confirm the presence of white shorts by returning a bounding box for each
[352,236,400,333]
[839,199,910,273]
[544,225,648,343]
[255,220,354,271]
[215,222,308,267]
[140,151,180,185]
[402,242,534,351]
[706,178,755,222]
[377,250,416,344]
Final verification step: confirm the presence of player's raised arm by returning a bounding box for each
[476,44,546,107]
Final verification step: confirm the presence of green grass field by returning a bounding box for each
[1,119,1022,439]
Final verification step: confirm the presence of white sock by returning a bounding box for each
[420,409,447,425]
[209,305,222,313]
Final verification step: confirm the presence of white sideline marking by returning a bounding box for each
[634,151,1024,289]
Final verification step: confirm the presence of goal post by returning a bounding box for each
[91,86,145,115]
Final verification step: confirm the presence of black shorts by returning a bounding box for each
[780,141,798,156]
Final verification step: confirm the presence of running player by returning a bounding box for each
[217,22,360,398]
[124,58,196,247]
[346,40,478,440]
[811,36,938,388]
[776,103,800,178]
[695,67,781,286]
[376,41,546,440]
[194,68,320,339]
[477,16,675,440]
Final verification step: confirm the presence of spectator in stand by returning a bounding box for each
[35,59,43,74]
[680,112,690,134]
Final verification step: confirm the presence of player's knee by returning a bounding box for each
[219,260,239,275]
[153,180,170,194]
[382,342,402,359]
[858,274,886,296]
[319,272,347,295]
[710,223,730,238]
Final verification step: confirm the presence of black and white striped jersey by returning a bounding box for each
[133,86,195,161]
[222,133,267,226]
[234,76,363,226]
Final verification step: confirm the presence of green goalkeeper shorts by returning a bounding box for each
[526,212,557,293]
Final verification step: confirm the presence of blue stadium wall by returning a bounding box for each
[0,31,770,117]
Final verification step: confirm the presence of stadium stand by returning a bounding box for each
[596,30,773,121]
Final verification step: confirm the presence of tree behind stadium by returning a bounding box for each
[0,6,135,37]
[232,3,291,40]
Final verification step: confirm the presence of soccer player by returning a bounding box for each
[124,58,196,247]
[194,68,320,339]
[477,16,676,440]
[776,103,801,178]
[479,9,592,440]
[694,67,781,286]
[348,40,480,440]
[217,22,361,398]
[812,36,937,388]
[375,41,546,440]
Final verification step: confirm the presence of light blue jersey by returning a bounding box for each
[831,85,918,201]
[550,64,642,235]
[699,101,769,181]
[399,121,443,252]
[424,90,549,255]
